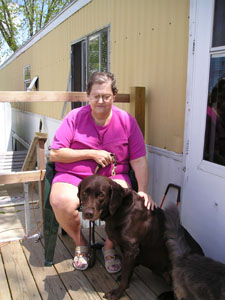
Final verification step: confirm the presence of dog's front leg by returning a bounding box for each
[104,249,138,300]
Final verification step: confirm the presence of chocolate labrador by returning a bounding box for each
[164,203,225,300]
[78,175,203,300]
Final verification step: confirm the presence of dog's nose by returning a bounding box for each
[84,208,94,220]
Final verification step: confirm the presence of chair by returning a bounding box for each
[43,161,138,267]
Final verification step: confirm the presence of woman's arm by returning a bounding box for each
[50,148,113,168]
[130,156,157,210]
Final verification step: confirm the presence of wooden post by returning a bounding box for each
[36,137,46,217]
[22,131,47,219]
[22,132,47,171]
[130,87,145,138]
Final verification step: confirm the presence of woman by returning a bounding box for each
[50,72,156,272]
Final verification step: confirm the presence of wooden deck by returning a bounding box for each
[0,184,172,300]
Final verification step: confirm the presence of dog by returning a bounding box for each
[78,175,203,300]
[164,203,225,300]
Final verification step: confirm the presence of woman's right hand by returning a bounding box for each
[49,148,114,168]
[93,150,114,168]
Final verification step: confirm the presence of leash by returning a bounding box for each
[87,153,117,266]
[94,153,117,176]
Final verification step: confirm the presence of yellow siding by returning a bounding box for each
[0,0,189,153]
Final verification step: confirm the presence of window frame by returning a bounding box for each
[23,64,31,91]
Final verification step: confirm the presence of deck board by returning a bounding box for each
[1,241,42,299]
[22,239,73,300]
[0,186,172,300]
[0,252,12,300]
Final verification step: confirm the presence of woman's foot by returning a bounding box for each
[102,247,121,273]
[73,246,89,270]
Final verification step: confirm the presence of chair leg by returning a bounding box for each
[87,221,105,268]
[44,207,59,266]
[87,221,96,268]
[90,221,95,244]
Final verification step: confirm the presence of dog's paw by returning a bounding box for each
[103,288,123,300]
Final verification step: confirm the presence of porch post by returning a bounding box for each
[130,87,146,139]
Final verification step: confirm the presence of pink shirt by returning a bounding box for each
[51,104,146,181]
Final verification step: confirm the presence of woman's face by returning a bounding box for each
[88,80,115,117]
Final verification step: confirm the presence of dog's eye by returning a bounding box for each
[82,191,87,197]
[99,192,105,198]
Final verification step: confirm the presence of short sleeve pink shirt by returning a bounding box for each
[51,104,146,185]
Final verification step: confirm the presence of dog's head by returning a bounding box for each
[78,175,131,221]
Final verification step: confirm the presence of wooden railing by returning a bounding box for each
[0,87,145,137]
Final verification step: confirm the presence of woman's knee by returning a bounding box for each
[50,183,79,211]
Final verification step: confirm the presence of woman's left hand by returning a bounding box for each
[138,191,157,210]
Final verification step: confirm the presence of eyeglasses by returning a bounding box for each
[89,94,113,102]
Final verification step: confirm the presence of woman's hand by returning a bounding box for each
[138,191,157,210]
[93,150,113,168]
[50,148,114,168]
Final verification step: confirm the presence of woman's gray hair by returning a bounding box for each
[86,72,118,95]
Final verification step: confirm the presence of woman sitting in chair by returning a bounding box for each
[49,71,156,272]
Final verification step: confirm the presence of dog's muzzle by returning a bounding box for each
[83,208,95,220]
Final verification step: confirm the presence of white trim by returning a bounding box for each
[0,0,92,70]
[198,160,225,179]
[146,145,183,162]
[210,46,225,53]
[182,0,197,166]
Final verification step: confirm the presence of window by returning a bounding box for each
[23,65,31,90]
[71,27,109,109]
[203,0,225,166]
[87,29,109,78]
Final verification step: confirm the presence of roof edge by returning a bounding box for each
[0,0,92,70]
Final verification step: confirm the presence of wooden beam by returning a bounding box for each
[0,91,130,103]
[0,170,46,184]
[36,137,46,217]
[22,132,48,171]
[130,87,145,138]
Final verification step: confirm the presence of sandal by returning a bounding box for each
[72,246,89,271]
[102,247,121,274]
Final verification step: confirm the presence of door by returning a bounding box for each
[182,0,225,263]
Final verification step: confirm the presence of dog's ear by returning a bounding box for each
[109,181,130,216]
[77,181,82,202]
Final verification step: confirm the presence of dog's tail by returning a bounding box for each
[164,203,191,262]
